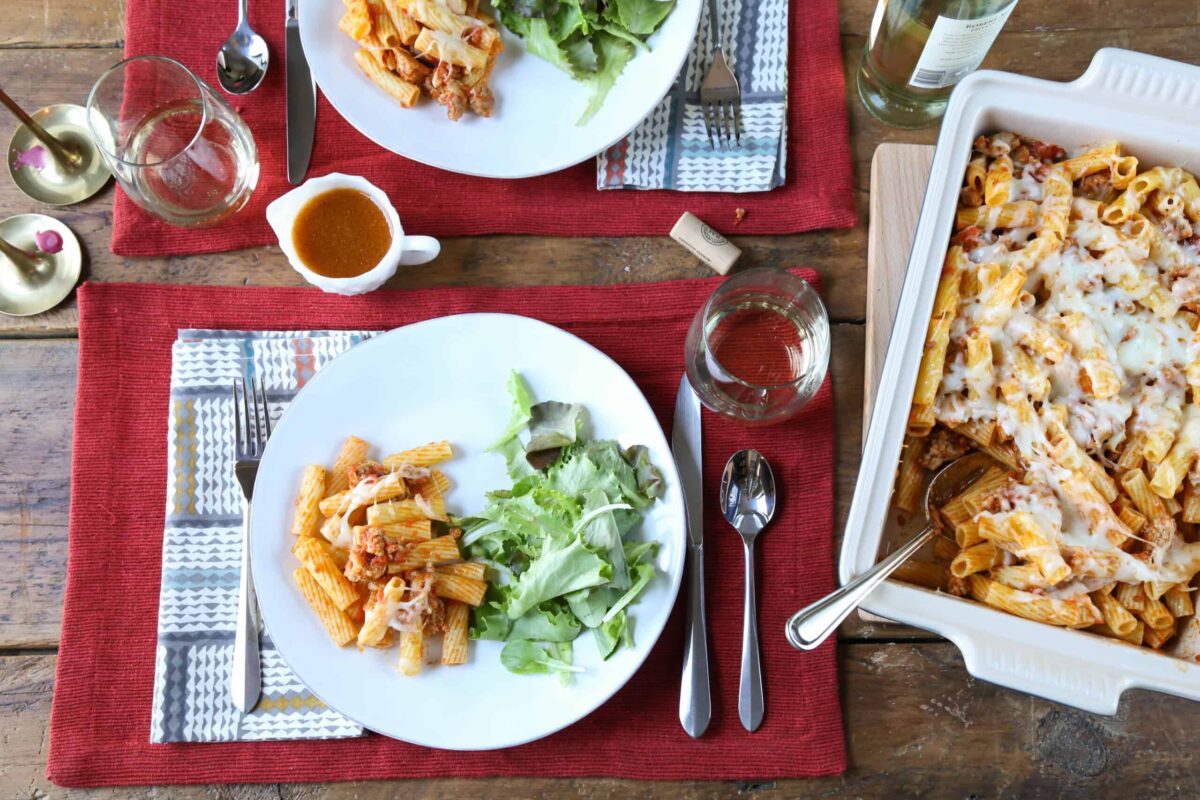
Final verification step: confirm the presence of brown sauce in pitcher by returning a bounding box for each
[292,188,392,278]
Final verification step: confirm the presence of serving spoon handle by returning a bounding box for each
[785,525,937,651]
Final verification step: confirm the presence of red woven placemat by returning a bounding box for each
[111,0,854,256]
[47,274,843,787]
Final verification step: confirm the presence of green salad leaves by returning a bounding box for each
[460,372,664,679]
[491,0,677,123]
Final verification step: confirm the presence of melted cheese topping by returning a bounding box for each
[330,471,404,550]
[933,140,1200,590]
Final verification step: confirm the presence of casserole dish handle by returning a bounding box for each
[954,630,1130,715]
[1074,49,1200,126]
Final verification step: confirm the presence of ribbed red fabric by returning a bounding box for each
[47,275,843,787]
[111,0,855,256]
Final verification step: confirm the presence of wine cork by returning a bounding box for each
[670,212,741,275]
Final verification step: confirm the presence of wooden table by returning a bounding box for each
[3,1,1200,797]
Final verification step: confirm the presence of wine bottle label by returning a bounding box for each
[908,2,1017,89]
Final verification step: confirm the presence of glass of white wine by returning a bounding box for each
[86,55,260,227]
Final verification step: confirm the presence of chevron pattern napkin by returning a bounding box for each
[596,0,788,192]
[150,329,375,743]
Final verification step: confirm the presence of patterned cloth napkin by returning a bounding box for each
[150,329,375,743]
[596,0,788,192]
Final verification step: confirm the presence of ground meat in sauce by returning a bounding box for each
[398,571,447,633]
[918,428,972,470]
[468,83,494,117]
[950,224,985,251]
[1077,170,1111,200]
[974,132,1019,157]
[425,63,469,121]
[348,459,387,489]
[977,479,1053,516]
[345,526,409,583]
[1026,139,1066,162]
[394,49,432,85]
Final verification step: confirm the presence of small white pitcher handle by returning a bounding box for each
[399,235,441,266]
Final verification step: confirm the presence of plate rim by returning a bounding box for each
[297,0,704,179]
[249,312,687,749]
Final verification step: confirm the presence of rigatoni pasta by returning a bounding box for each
[340,0,502,120]
[290,435,486,674]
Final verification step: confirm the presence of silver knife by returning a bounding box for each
[286,0,316,184]
[673,374,710,738]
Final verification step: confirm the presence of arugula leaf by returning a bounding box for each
[506,538,611,619]
[501,640,584,674]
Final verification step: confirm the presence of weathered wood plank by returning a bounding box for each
[2,0,123,47]
[0,340,74,648]
[0,325,920,646]
[6,644,1200,799]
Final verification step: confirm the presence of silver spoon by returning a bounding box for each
[720,449,776,733]
[216,0,270,95]
[785,452,992,651]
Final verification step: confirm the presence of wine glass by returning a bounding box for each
[684,268,830,424]
[86,55,260,227]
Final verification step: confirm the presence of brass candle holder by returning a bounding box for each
[0,214,82,316]
[2,87,110,205]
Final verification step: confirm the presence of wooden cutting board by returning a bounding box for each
[858,143,935,625]
[865,143,936,430]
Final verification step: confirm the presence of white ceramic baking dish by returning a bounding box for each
[842,48,1200,715]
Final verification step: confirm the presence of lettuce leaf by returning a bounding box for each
[510,599,583,642]
[492,0,672,123]
[580,488,630,590]
[465,372,664,675]
[605,0,675,35]
[578,32,635,123]
[592,610,626,659]
[489,371,535,451]
[471,585,514,641]
[526,400,584,468]
[506,538,611,619]
[501,640,583,674]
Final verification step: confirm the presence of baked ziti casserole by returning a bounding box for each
[896,131,1200,653]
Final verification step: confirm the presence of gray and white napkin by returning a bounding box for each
[150,329,374,743]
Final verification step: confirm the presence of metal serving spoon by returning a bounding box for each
[216,0,270,95]
[785,451,992,651]
[720,449,776,733]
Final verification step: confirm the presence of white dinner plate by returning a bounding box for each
[298,0,702,178]
[250,313,686,749]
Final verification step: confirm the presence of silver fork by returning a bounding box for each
[231,377,271,712]
[699,0,741,149]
